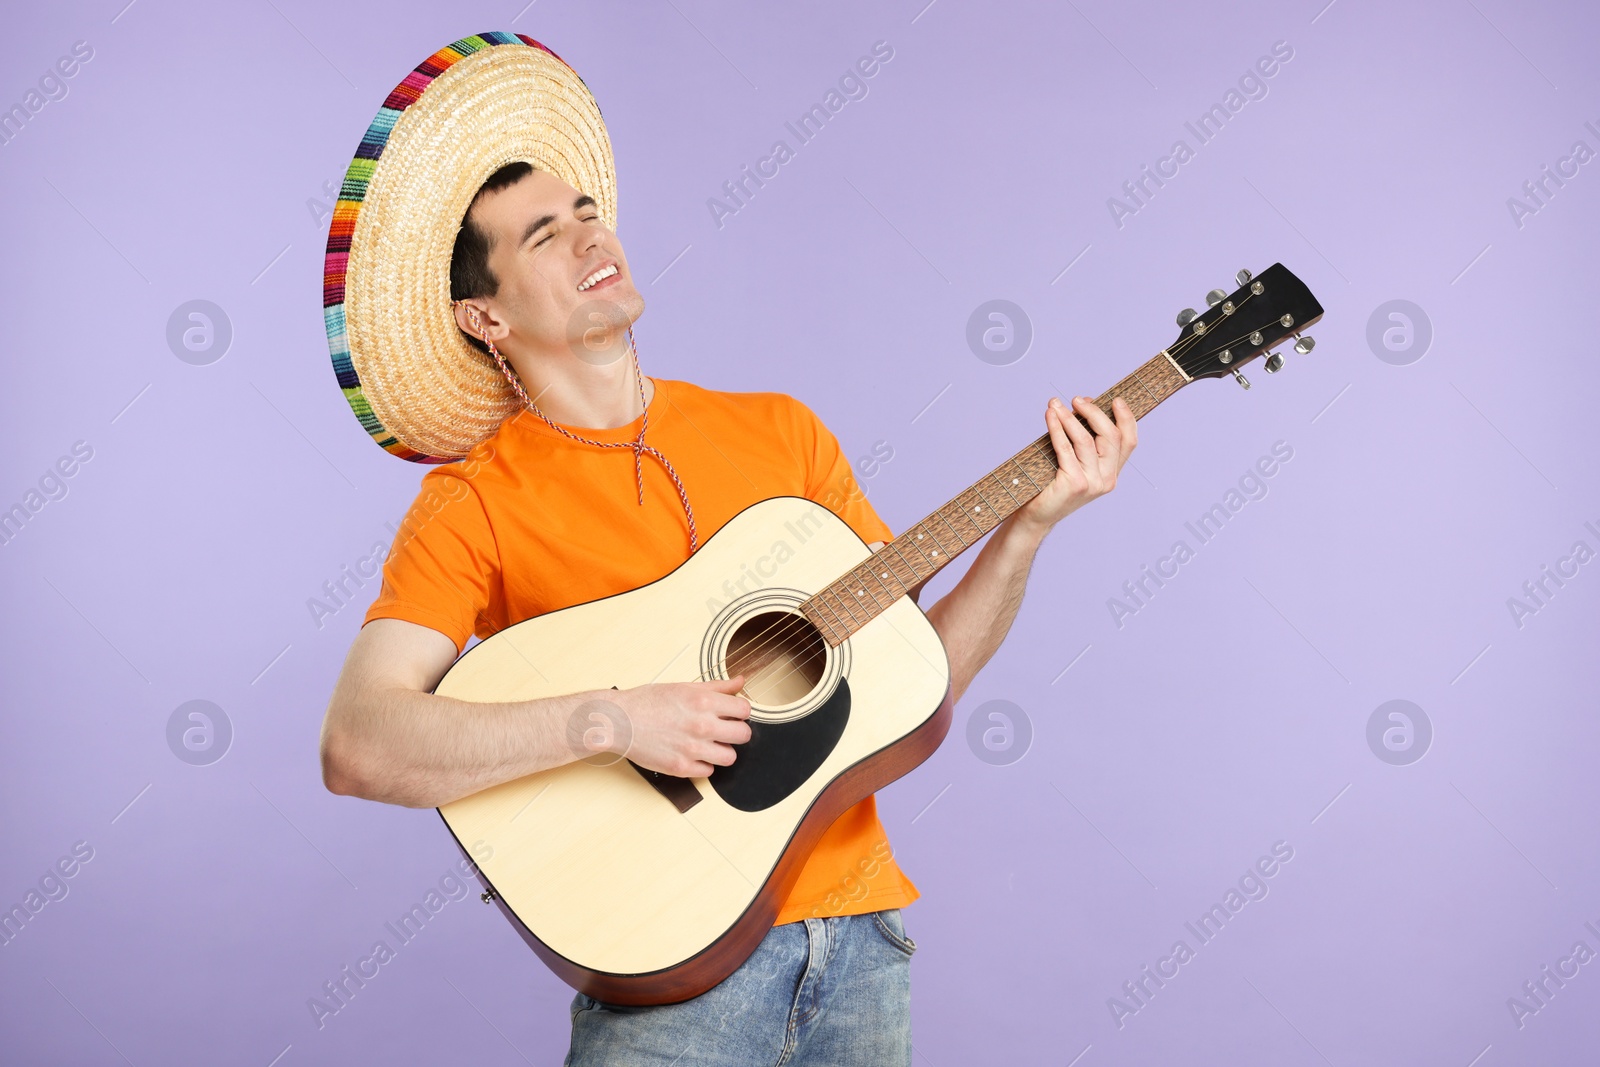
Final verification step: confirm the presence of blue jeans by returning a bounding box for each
[564,909,917,1066]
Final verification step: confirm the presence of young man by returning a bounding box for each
[318,33,1134,1066]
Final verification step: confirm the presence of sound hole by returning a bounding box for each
[725,610,825,708]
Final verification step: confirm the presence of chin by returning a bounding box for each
[602,287,645,326]
[564,291,645,361]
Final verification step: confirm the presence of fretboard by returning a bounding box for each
[802,351,1189,646]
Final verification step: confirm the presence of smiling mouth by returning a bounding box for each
[577,264,619,291]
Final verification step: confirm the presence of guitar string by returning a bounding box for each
[690,370,1122,691]
[693,306,1281,706]
[686,458,1062,703]
[1171,289,1272,375]
[689,305,1234,693]
[712,446,1064,700]
[684,294,1285,708]
[692,504,996,692]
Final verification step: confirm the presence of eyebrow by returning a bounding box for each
[519,195,598,247]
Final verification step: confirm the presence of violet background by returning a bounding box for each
[2,1,1597,1064]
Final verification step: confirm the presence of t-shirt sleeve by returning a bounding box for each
[362,467,500,656]
[786,396,894,545]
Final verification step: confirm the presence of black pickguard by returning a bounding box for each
[709,678,851,812]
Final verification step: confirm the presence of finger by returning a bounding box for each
[1036,399,1088,489]
[1073,396,1119,460]
[1044,401,1081,482]
[703,741,738,767]
[1058,397,1099,469]
[710,716,753,745]
[1113,396,1138,452]
[1049,399,1088,489]
[710,687,753,719]
[684,760,715,778]
[1075,401,1120,474]
[704,674,746,694]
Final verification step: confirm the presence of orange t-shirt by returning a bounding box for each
[363,377,920,925]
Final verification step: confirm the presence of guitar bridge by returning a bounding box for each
[627,761,703,813]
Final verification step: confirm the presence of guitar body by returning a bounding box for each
[434,496,953,1005]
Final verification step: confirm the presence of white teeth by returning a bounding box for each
[577,265,618,291]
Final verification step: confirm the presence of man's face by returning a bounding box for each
[459,169,643,362]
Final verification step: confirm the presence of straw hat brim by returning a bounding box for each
[323,32,618,463]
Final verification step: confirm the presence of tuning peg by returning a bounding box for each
[1264,351,1284,373]
[1232,368,1250,390]
[1236,268,1252,285]
[1206,289,1227,306]
[1177,307,1197,326]
[1293,335,1316,355]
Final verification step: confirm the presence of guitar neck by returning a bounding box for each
[802,350,1190,646]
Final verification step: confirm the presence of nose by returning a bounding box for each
[574,215,606,255]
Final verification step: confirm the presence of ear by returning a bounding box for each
[452,300,511,345]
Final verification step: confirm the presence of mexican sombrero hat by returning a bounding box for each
[323,32,617,463]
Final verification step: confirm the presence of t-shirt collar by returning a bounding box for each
[510,376,671,444]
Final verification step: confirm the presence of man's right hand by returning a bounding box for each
[606,676,753,778]
[321,618,758,807]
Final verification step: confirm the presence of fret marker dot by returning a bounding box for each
[856,590,864,597]
[880,572,888,579]
[1012,478,1019,485]
[974,506,982,513]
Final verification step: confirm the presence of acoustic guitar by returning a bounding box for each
[434,262,1325,1004]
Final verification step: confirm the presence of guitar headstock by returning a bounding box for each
[1166,263,1325,388]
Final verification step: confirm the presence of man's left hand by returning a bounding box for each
[1015,394,1137,532]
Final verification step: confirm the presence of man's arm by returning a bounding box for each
[916,394,1137,704]
[320,618,752,808]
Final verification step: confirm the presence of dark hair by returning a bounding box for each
[450,161,536,354]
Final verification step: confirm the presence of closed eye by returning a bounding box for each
[534,216,602,247]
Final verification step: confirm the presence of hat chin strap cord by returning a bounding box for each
[453,302,699,554]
